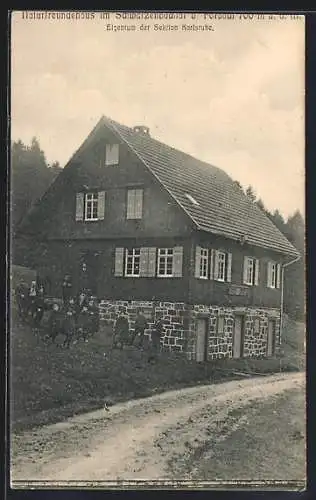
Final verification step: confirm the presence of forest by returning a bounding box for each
[11,139,305,320]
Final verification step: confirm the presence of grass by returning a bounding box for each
[10,310,305,432]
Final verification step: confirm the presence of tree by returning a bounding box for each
[234,180,243,191]
[256,198,266,212]
[245,185,257,202]
[11,138,62,265]
[11,138,62,230]
[283,210,305,320]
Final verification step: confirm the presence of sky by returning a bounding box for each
[11,12,305,219]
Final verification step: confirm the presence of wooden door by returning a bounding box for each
[233,315,244,358]
[267,319,276,357]
[196,318,208,362]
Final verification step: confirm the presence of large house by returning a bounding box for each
[18,116,300,361]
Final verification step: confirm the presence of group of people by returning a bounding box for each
[15,274,165,352]
[113,307,164,353]
[48,290,100,346]
[15,279,46,328]
[15,275,100,345]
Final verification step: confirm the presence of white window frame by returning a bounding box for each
[126,188,144,220]
[244,257,255,286]
[125,248,141,277]
[268,261,279,289]
[199,248,209,279]
[216,251,227,282]
[84,193,98,221]
[157,248,174,277]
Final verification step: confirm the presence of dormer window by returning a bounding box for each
[105,143,119,166]
[185,193,200,206]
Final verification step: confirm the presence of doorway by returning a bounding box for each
[267,319,276,357]
[196,318,208,362]
[233,314,245,358]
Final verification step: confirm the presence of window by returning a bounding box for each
[254,318,260,334]
[85,193,98,221]
[105,144,119,166]
[76,191,105,222]
[267,261,281,289]
[216,252,226,281]
[196,247,209,279]
[214,251,232,282]
[115,246,183,278]
[125,249,141,277]
[217,316,225,334]
[158,248,174,277]
[243,257,259,286]
[185,193,200,206]
[127,189,143,219]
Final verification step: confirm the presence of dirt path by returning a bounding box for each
[11,372,304,486]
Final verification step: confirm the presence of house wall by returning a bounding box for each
[33,237,192,302]
[188,232,285,309]
[97,299,280,360]
[37,131,193,240]
[186,304,280,360]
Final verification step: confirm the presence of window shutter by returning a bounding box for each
[209,249,215,280]
[254,259,260,286]
[213,251,219,280]
[267,262,272,287]
[75,193,84,221]
[140,248,149,277]
[243,257,248,284]
[126,189,135,219]
[114,247,124,277]
[134,189,143,219]
[97,191,105,220]
[173,246,183,277]
[147,247,157,277]
[195,246,201,278]
[105,144,119,166]
[276,264,281,289]
[226,253,232,282]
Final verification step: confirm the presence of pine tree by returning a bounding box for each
[245,185,256,202]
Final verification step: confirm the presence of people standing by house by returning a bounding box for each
[62,274,73,305]
[27,280,38,324]
[75,291,90,342]
[32,284,45,330]
[87,296,100,336]
[62,297,77,347]
[151,317,164,353]
[132,309,148,348]
[113,307,130,349]
[15,280,29,322]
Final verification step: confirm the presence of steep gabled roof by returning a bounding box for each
[102,116,299,258]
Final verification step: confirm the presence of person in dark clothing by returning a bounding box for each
[87,296,100,336]
[62,274,73,305]
[62,298,77,347]
[15,280,29,322]
[32,284,45,329]
[151,318,164,352]
[113,308,129,349]
[132,309,148,348]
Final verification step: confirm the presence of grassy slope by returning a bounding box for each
[10,312,305,432]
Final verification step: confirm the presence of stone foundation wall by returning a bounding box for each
[186,305,280,360]
[99,299,188,351]
[99,299,280,360]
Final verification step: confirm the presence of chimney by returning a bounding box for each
[133,125,150,136]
